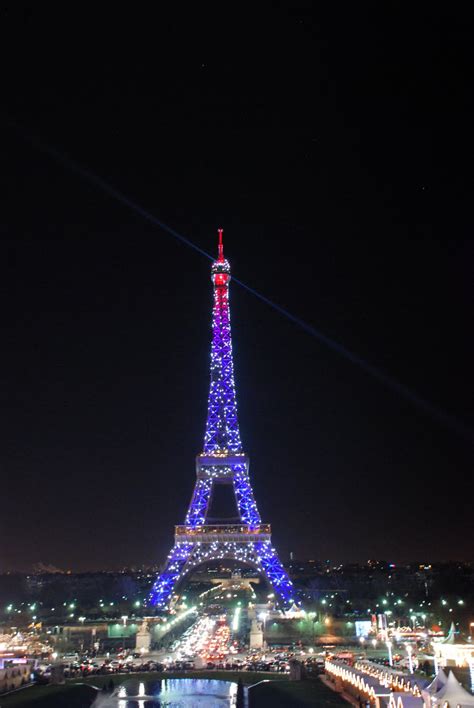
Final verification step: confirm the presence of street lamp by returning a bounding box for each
[121,615,129,654]
[406,644,414,674]
[372,638,377,651]
[386,640,393,667]
[259,611,268,647]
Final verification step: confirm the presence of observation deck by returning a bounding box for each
[196,453,249,479]
[175,523,271,543]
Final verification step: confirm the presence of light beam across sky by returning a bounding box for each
[8,120,473,444]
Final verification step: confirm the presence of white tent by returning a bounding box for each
[432,670,474,707]
[425,668,448,694]
[442,622,457,644]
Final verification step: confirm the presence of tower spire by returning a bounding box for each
[204,230,241,453]
[217,227,224,261]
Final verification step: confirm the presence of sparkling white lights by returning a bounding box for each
[149,234,293,609]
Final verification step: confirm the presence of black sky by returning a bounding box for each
[0,5,472,571]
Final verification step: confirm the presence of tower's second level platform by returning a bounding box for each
[175,523,271,544]
[195,453,249,479]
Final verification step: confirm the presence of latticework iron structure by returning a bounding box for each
[149,230,294,609]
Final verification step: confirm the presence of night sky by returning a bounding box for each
[0,6,472,571]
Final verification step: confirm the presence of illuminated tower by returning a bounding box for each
[149,230,294,609]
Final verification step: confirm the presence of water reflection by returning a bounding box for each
[93,678,238,707]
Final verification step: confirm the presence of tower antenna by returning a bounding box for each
[217,228,224,261]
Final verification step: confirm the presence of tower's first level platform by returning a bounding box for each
[175,523,271,543]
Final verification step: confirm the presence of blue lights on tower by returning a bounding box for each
[149,230,294,609]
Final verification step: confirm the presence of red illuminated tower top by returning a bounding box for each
[211,227,231,287]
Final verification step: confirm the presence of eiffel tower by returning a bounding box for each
[149,230,294,609]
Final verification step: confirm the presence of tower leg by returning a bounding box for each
[185,478,212,526]
[233,463,261,526]
[149,542,194,609]
[255,542,295,607]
